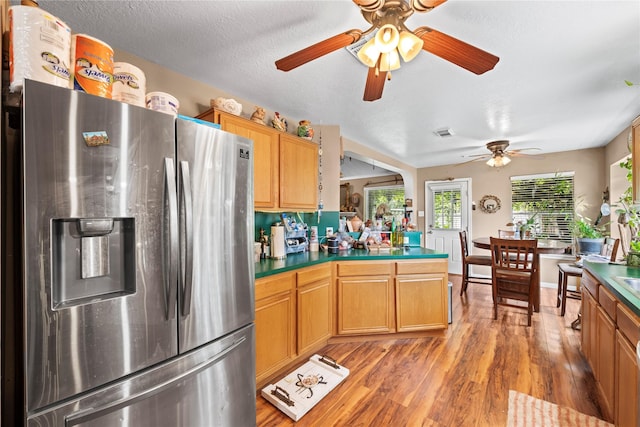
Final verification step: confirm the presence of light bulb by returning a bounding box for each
[357,38,380,68]
[379,49,401,72]
[398,31,424,62]
[374,24,400,53]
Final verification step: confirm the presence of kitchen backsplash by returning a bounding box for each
[254,211,339,242]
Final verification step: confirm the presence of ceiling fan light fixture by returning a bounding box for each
[357,37,380,67]
[379,49,401,72]
[398,30,423,62]
[374,24,400,53]
[486,153,511,167]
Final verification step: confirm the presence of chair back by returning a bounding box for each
[459,230,470,258]
[617,223,631,257]
[490,237,538,273]
[601,237,620,262]
[498,229,515,238]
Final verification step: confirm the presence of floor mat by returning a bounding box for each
[507,390,613,427]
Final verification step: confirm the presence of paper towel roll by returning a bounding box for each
[112,62,146,107]
[9,5,71,92]
[71,34,113,98]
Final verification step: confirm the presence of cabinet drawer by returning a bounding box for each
[395,259,447,275]
[598,285,617,321]
[297,264,331,287]
[337,261,391,277]
[617,302,640,345]
[255,272,295,301]
[581,271,598,299]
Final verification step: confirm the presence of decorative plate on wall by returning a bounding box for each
[479,195,501,213]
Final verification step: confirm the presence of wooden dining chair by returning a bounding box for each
[556,237,619,316]
[489,237,539,326]
[459,231,492,295]
[498,229,515,238]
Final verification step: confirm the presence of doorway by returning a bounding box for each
[425,179,471,274]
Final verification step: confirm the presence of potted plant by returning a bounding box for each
[571,215,606,254]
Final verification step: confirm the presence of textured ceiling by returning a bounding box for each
[32,0,640,170]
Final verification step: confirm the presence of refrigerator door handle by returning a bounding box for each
[179,160,194,315]
[163,158,179,320]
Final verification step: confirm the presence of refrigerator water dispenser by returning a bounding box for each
[52,217,136,308]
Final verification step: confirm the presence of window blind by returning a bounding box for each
[510,172,575,243]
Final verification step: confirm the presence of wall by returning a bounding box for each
[114,48,343,221]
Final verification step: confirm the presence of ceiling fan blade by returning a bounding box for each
[363,67,387,101]
[455,156,488,167]
[412,0,448,12]
[275,30,363,72]
[414,26,499,75]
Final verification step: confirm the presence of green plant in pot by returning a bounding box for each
[628,240,640,267]
[571,215,606,255]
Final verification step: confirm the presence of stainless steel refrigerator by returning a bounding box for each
[1,79,256,426]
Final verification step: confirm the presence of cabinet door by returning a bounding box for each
[337,276,393,335]
[297,279,331,354]
[255,274,295,387]
[216,112,279,209]
[396,274,447,331]
[279,134,318,211]
[615,330,638,427]
[582,289,598,372]
[596,305,615,420]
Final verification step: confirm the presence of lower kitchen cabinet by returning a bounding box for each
[615,301,640,427]
[615,330,638,427]
[395,260,448,331]
[336,259,448,335]
[596,304,615,419]
[580,269,640,426]
[255,272,296,386]
[296,264,332,355]
[337,261,394,335]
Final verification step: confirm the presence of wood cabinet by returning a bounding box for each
[395,260,448,331]
[615,303,639,427]
[279,134,318,210]
[196,109,318,211]
[581,269,640,426]
[596,304,615,419]
[255,272,296,386]
[632,115,640,202]
[336,259,448,336]
[337,262,394,335]
[296,264,332,355]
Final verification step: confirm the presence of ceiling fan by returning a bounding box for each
[275,0,500,102]
[462,140,542,167]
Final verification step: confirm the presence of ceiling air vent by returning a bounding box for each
[345,32,376,62]
[433,128,454,138]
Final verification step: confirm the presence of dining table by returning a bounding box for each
[472,237,571,312]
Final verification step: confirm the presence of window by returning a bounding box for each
[511,172,575,243]
[432,188,462,230]
[364,185,405,224]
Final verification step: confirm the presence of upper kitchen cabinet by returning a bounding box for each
[632,115,640,202]
[197,109,318,211]
[279,133,318,210]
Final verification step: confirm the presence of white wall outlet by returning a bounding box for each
[418,210,425,217]
[325,227,334,236]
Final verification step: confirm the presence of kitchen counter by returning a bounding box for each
[583,261,640,316]
[255,247,447,279]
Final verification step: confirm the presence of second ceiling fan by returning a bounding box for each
[275,0,500,101]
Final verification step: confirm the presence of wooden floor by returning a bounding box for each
[256,275,605,426]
